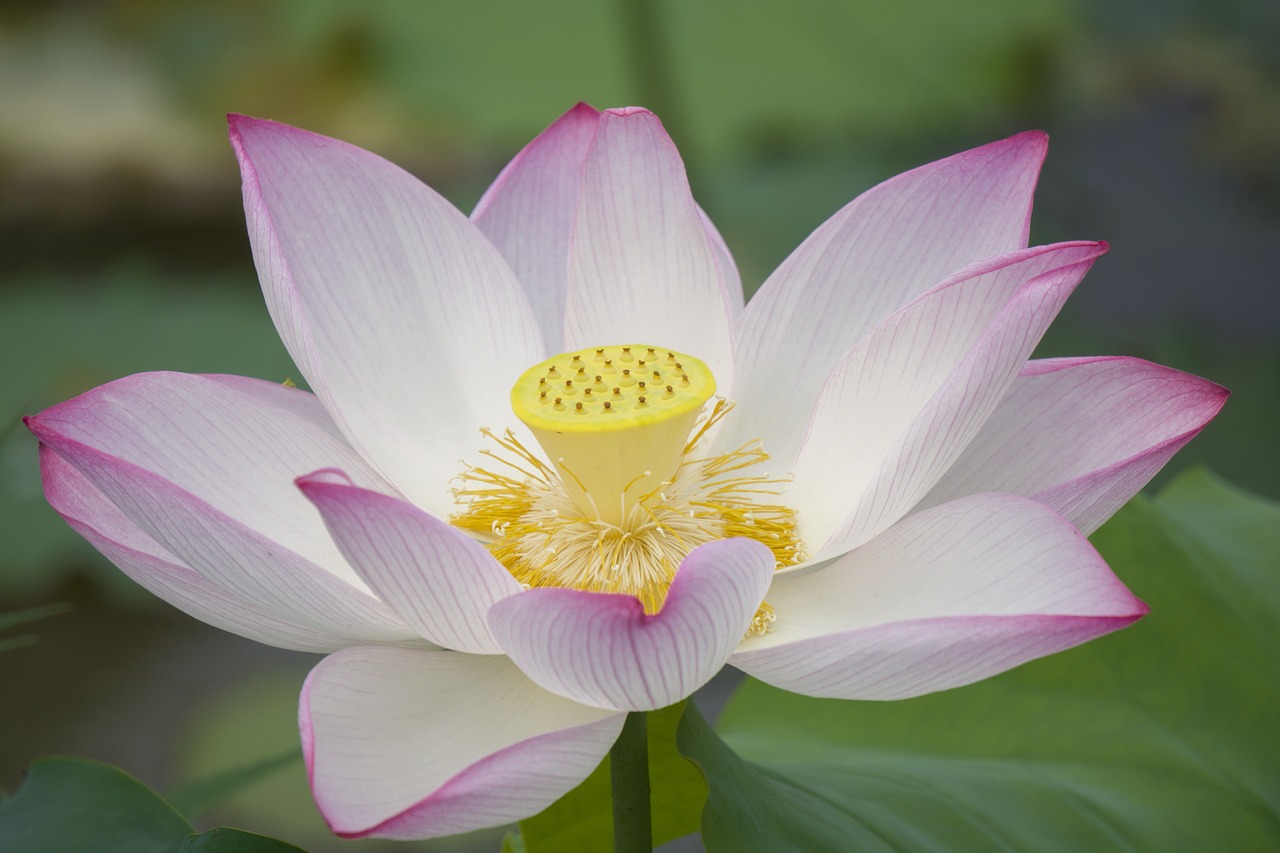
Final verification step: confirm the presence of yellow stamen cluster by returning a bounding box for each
[452,344,806,634]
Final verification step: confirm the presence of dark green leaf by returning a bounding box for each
[682,469,1280,851]
[0,757,193,853]
[166,748,300,819]
[519,701,706,851]
[179,827,304,852]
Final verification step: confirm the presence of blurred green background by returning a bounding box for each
[2,1,1276,850]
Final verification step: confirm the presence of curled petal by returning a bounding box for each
[489,538,775,711]
[472,102,601,353]
[302,646,623,839]
[916,357,1229,533]
[731,494,1146,700]
[298,470,522,654]
[728,131,1049,462]
[564,107,736,387]
[230,115,543,515]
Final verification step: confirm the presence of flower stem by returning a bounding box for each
[611,711,652,852]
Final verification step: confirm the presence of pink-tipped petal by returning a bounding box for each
[472,102,601,353]
[41,446,359,652]
[786,244,1106,558]
[230,116,543,515]
[727,131,1049,461]
[302,646,623,839]
[488,537,775,711]
[564,107,736,386]
[298,471,522,653]
[28,373,392,587]
[917,357,1229,533]
[731,493,1146,700]
[28,374,413,643]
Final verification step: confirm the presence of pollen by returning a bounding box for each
[452,343,806,633]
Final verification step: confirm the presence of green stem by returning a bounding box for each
[610,711,652,853]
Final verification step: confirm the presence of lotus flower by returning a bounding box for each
[27,103,1225,840]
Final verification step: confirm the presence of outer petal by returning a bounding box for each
[564,107,736,386]
[27,373,414,643]
[472,102,601,353]
[302,646,623,840]
[786,244,1105,558]
[489,538,775,711]
[297,469,522,654]
[917,357,1229,533]
[728,131,1048,460]
[40,446,358,652]
[230,116,543,516]
[731,494,1146,700]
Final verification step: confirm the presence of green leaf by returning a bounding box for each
[681,469,1280,851]
[519,701,706,851]
[0,757,193,852]
[166,748,301,819]
[179,827,305,852]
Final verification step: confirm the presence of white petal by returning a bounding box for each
[472,103,601,353]
[230,116,543,515]
[298,470,521,654]
[40,446,361,652]
[488,538,774,711]
[785,244,1105,557]
[28,373,413,642]
[726,132,1049,462]
[302,646,623,839]
[564,107,736,386]
[731,494,1145,699]
[917,357,1229,533]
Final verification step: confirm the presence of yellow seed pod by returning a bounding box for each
[510,344,715,525]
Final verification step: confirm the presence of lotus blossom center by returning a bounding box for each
[452,344,806,630]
